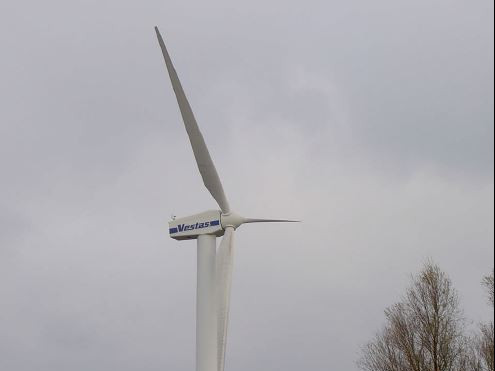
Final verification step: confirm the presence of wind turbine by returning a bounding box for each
[155,27,297,371]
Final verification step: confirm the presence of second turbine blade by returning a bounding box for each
[155,27,231,214]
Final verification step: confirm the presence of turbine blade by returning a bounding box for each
[216,227,235,371]
[243,218,300,224]
[155,27,230,213]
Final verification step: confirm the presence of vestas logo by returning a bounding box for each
[169,220,220,234]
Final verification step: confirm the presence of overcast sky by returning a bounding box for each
[0,0,493,370]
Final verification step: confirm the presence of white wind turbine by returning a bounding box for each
[155,27,297,371]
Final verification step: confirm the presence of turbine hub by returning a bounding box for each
[220,212,246,230]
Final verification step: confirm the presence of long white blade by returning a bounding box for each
[244,218,300,224]
[155,27,230,213]
[216,227,235,371]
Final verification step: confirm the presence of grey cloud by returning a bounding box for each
[0,0,493,370]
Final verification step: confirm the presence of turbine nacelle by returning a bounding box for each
[169,210,223,240]
[168,210,244,241]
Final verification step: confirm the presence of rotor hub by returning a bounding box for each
[220,212,245,230]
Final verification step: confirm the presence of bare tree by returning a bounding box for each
[482,271,494,308]
[358,262,467,371]
[471,271,494,371]
[477,323,494,371]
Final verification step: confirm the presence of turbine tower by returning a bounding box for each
[155,27,297,371]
